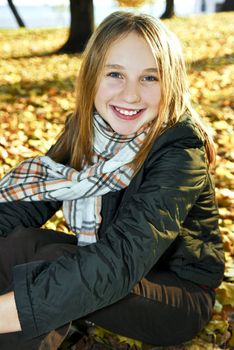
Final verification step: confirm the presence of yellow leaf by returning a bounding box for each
[216,282,234,307]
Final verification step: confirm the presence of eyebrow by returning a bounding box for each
[104,64,157,73]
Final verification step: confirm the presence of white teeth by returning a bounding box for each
[115,107,140,116]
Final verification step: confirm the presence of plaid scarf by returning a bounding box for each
[0,113,148,245]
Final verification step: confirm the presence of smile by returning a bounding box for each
[115,107,140,116]
[111,106,145,120]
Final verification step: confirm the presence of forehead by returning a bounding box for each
[104,31,156,69]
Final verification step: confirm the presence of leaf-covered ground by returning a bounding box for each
[0,12,233,350]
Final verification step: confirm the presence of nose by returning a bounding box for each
[121,80,141,104]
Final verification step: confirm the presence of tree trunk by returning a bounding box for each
[58,0,94,54]
[7,0,25,28]
[220,0,234,11]
[160,0,175,19]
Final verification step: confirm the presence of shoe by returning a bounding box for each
[58,321,89,350]
[38,322,72,350]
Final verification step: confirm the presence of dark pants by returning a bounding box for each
[0,226,215,349]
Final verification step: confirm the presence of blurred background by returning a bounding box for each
[0,0,233,29]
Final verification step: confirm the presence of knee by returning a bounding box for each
[34,243,77,262]
[8,225,39,241]
[5,226,51,256]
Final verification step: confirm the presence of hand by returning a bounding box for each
[0,292,21,333]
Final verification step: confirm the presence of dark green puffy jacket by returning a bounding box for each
[0,114,225,338]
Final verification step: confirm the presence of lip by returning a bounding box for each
[111,105,145,121]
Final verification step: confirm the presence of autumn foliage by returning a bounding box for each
[0,12,233,349]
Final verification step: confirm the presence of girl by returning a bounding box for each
[0,11,224,350]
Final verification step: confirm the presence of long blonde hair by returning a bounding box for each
[50,11,215,170]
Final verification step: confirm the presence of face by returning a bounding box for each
[94,32,161,135]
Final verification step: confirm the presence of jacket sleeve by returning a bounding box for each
[13,130,208,338]
[0,201,61,237]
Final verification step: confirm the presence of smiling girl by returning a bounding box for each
[0,11,224,350]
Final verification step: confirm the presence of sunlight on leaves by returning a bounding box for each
[0,12,233,350]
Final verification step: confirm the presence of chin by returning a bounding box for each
[107,119,139,135]
[112,125,139,135]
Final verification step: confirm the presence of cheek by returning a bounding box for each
[95,84,107,104]
[97,80,123,100]
[143,86,161,106]
[94,85,111,111]
[155,89,161,105]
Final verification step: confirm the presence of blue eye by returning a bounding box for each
[142,75,158,81]
[107,72,122,79]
